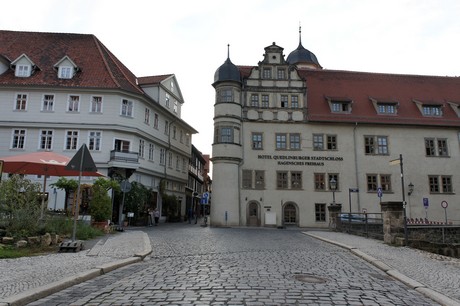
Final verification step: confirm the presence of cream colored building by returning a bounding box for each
[211,39,460,228]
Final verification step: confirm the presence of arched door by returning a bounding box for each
[247,202,260,226]
[283,203,297,225]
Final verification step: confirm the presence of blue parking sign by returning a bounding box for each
[377,187,383,198]
[423,198,429,208]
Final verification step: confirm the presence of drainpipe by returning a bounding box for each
[353,122,361,212]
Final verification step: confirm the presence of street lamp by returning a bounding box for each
[389,154,408,246]
[330,177,337,205]
[408,182,414,196]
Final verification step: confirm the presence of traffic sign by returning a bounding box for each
[120,180,132,193]
[349,188,359,193]
[423,197,429,208]
[441,201,448,209]
[377,187,383,198]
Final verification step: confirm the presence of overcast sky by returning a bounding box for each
[2,0,460,158]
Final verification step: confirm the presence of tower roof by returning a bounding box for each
[213,44,241,86]
[286,27,322,69]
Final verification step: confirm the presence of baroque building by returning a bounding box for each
[0,30,197,222]
[211,35,460,228]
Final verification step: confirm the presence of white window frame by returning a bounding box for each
[65,130,79,150]
[88,131,102,151]
[59,66,73,79]
[15,65,31,77]
[121,99,134,117]
[14,93,27,111]
[11,129,26,149]
[90,96,103,113]
[67,95,80,112]
[39,129,53,150]
[42,94,55,112]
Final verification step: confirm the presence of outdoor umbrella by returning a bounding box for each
[0,151,103,218]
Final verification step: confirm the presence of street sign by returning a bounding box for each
[423,197,429,208]
[377,187,383,198]
[66,144,97,172]
[441,201,448,209]
[200,192,209,205]
[349,188,359,192]
[121,180,132,193]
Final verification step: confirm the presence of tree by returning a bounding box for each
[90,178,118,222]
[0,175,42,238]
[50,177,78,212]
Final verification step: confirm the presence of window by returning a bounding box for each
[12,129,26,149]
[425,138,449,157]
[365,136,388,155]
[114,139,130,152]
[367,174,378,192]
[172,126,177,139]
[121,99,133,117]
[242,170,252,189]
[255,170,265,189]
[16,65,30,77]
[174,101,178,113]
[154,114,159,129]
[378,103,396,114]
[290,133,301,150]
[144,109,150,124]
[42,94,54,111]
[327,135,337,150]
[218,88,234,102]
[59,67,73,79]
[176,155,180,170]
[182,158,187,172]
[168,152,173,168]
[220,127,232,143]
[139,139,145,158]
[90,96,102,113]
[252,133,263,150]
[88,131,101,151]
[276,171,288,189]
[281,95,288,108]
[40,130,53,150]
[277,68,286,80]
[380,174,392,191]
[314,173,325,190]
[423,105,442,116]
[261,95,269,108]
[15,94,27,110]
[313,134,324,150]
[165,121,169,134]
[262,68,272,79]
[315,203,326,222]
[148,144,154,161]
[68,95,80,112]
[65,130,79,150]
[331,101,350,113]
[429,175,453,193]
[250,94,259,107]
[291,171,302,189]
[291,96,299,108]
[276,133,287,150]
[180,130,183,143]
[165,94,170,108]
[160,148,166,165]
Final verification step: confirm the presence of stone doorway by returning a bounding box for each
[247,201,260,226]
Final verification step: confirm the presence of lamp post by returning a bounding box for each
[330,177,337,205]
[408,182,414,219]
[389,154,408,246]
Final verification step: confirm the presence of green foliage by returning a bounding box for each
[0,175,42,238]
[90,184,112,222]
[162,193,180,222]
[50,177,79,211]
[122,182,152,224]
[44,216,104,239]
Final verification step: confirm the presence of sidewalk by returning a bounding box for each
[0,229,151,306]
[304,230,460,306]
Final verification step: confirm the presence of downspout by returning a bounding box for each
[353,122,361,211]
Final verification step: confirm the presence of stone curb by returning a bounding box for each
[0,231,153,306]
[303,232,460,306]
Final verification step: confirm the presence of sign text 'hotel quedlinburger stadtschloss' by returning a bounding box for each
[257,154,343,166]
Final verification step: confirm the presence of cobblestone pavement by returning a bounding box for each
[0,230,147,299]
[29,224,440,305]
[306,230,460,303]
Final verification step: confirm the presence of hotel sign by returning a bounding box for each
[257,154,343,166]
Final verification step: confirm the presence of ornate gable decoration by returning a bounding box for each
[54,55,79,79]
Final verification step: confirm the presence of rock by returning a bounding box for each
[2,237,14,245]
[16,240,27,248]
[27,236,40,245]
[50,234,59,245]
[41,233,52,246]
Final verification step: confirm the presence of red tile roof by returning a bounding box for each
[137,74,173,85]
[0,30,143,95]
[237,65,460,127]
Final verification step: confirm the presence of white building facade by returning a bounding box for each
[211,40,460,228]
[0,30,197,219]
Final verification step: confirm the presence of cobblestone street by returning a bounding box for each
[29,224,438,305]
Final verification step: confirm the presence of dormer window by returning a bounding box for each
[54,56,78,80]
[370,97,398,115]
[447,102,460,117]
[16,65,31,77]
[326,97,352,114]
[413,99,443,117]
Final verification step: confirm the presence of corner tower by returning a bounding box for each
[211,45,243,226]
